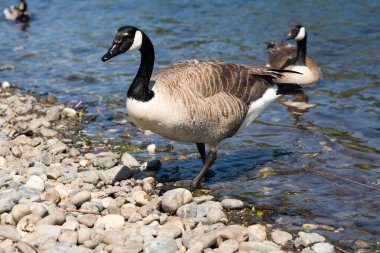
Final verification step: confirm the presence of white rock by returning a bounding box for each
[24,175,45,192]
[161,188,193,213]
[133,191,151,206]
[219,239,239,253]
[121,153,140,167]
[70,191,91,207]
[94,214,124,230]
[0,157,6,167]
[247,224,266,241]
[221,199,244,210]
[144,237,178,253]
[295,232,325,247]
[186,241,204,253]
[312,242,335,253]
[1,81,10,90]
[62,108,77,118]
[147,144,156,154]
[79,159,88,167]
[271,230,292,245]
[11,204,31,223]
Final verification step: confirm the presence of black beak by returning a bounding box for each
[101,43,121,62]
[284,32,292,41]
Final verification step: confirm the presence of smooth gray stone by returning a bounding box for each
[312,242,335,253]
[77,214,97,228]
[70,191,91,207]
[58,230,78,246]
[271,230,292,245]
[11,204,31,223]
[46,106,61,122]
[103,165,133,183]
[176,202,198,218]
[0,198,16,214]
[0,225,21,241]
[221,198,244,210]
[161,188,192,213]
[295,231,326,247]
[144,237,178,253]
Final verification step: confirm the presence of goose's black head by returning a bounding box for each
[102,26,143,62]
[18,0,27,12]
[285,24,306,41]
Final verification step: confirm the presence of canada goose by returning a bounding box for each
[266,24,322,86]
[102,26,302,190]
[3,0,30,22]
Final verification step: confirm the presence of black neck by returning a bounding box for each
[295,34,307,66]
[127,32,155,102]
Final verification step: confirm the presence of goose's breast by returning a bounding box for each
[126,91,245,144]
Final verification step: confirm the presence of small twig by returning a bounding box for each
[305,167,380,191]
[64,209,106,216]
[74,100,82,108]
[335,245,350,253]
[96,95,105,116]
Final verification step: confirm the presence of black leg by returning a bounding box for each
[196,143,215,178]
[192,147,217,189]
[196,143,206,164]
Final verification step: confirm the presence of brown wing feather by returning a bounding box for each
[267,43,298,69]
[152,60,280,104]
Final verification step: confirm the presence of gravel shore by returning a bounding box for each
[0,83,336,253]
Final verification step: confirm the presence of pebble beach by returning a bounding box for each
[0,82,338,253]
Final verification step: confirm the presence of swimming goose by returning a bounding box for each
[102,26,302,190]
[266,24,322,86]
[3,0,30,22]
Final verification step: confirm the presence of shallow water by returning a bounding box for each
[1,0,379,248]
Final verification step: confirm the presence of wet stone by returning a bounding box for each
[146,159,162,171]
[221,198,244,210]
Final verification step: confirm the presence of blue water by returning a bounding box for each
[1,0,379,249]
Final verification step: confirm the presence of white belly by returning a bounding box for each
[237,87,279,133]
[277,66,320,86]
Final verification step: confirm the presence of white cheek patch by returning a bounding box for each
[294,27,306,41]
[128,30,143,52]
